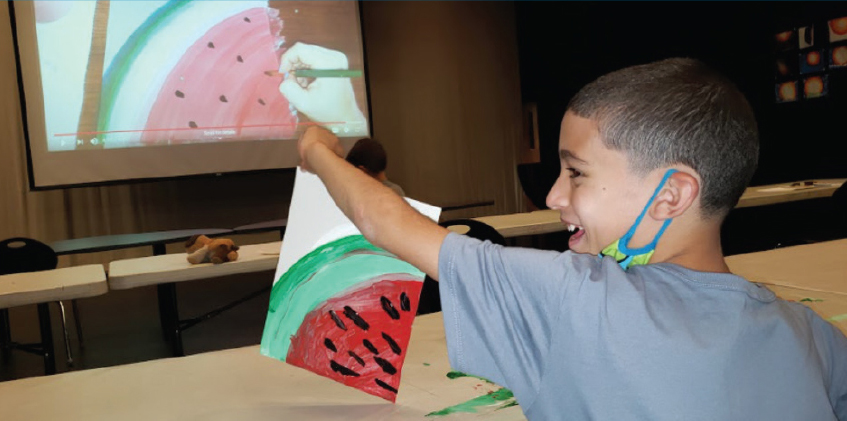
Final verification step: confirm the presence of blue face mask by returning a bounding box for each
[600,169,677,270]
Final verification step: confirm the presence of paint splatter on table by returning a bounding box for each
[426,372,517,417]
[766,285,847,335]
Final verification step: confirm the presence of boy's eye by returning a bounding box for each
[566,168,583,178]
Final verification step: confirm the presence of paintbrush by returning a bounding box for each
[264,69,363,78]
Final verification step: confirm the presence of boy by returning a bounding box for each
[295,58,847,420]
[346,138,406,197]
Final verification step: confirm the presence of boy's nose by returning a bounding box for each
[546,176,570,210]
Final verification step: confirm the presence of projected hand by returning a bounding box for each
[298,126,344,173]
[279,43,366,126]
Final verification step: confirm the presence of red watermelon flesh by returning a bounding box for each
[141,7,296,145]
[286,277,423,402]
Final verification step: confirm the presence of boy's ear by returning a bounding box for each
[649,171,700,220]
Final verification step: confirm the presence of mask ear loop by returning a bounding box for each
[618,169,678,256]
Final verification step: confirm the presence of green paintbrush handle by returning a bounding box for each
[292,69,363,78]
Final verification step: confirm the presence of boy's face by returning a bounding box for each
[546,112,654,255]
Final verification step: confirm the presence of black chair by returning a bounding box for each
[0,238,80,373]
[517,163,551,210]
[416,220,507,315]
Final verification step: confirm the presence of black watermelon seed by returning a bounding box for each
[207,42,215,48]
[382,332,401,355]
[380,296,400,320]
[375,379,398,394]
[328,310,347,330]
[348,351,366,367]
[236,55,243,63]
[363,339,379,354]
[343,306,370,330]
[258,98,266,106]
[174,90,184,98]
[219,95,228,103]
[324,338,337,352]
[330,360,359,377]
[400,292,411,312]
[188,121,197,128]
[244,16,251,23]
[374,356,397,375]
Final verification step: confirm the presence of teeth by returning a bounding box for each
[568,224,576,232]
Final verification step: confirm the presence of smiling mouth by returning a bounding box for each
[564,222,586,245]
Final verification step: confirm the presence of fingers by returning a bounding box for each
[279,78,309,109]
[279,42,349,74]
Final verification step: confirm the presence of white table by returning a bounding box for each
[475,179,845,238]
[0,265,107,374]
[735,178,845,209]
[0,314,525,421]
[763,285,847,336]
[108,241,281,290]
[108,241,282,357]
[726,239,847,295]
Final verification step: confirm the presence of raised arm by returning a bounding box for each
[299,127,449,279]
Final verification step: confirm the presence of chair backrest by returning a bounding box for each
[417,219,505,315]
[0,238,58,276]
[439,219,507,246]
[517,163,551,210]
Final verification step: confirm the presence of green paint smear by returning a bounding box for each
[446,371,495,384]
[426,387,516,417]
[828,313,847,322]
[260,235,423,359]
[423,363,430,366]
[426,371,517,417]
[800,298,824,302]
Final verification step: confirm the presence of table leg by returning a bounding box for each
[0,308,10,360]
[157,284,171,340]
[37,303,56,375]
[157,283,184,357]
[153,242,170,340]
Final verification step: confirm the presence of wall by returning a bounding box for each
[516,2,847,194]
[0,1,523,264]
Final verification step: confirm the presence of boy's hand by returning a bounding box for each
[298,126,345,173]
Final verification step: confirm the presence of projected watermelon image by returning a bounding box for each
[260,172,440,402]
[97,1,297,147]
[28,1,369,151]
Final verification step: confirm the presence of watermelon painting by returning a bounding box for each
[261,235,424,402]
[261,171,440,403]
[97,1,297,148]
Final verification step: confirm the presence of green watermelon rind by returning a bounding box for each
[97,1,266,143]
[260,235,424,359]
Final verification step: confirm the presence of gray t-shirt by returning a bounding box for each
[438,233,847,420]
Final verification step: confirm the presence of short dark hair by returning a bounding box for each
[568,58,759,217]
[346,138,387,175]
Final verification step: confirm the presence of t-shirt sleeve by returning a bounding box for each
[437,232,581,404]
[814,314,847,419]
